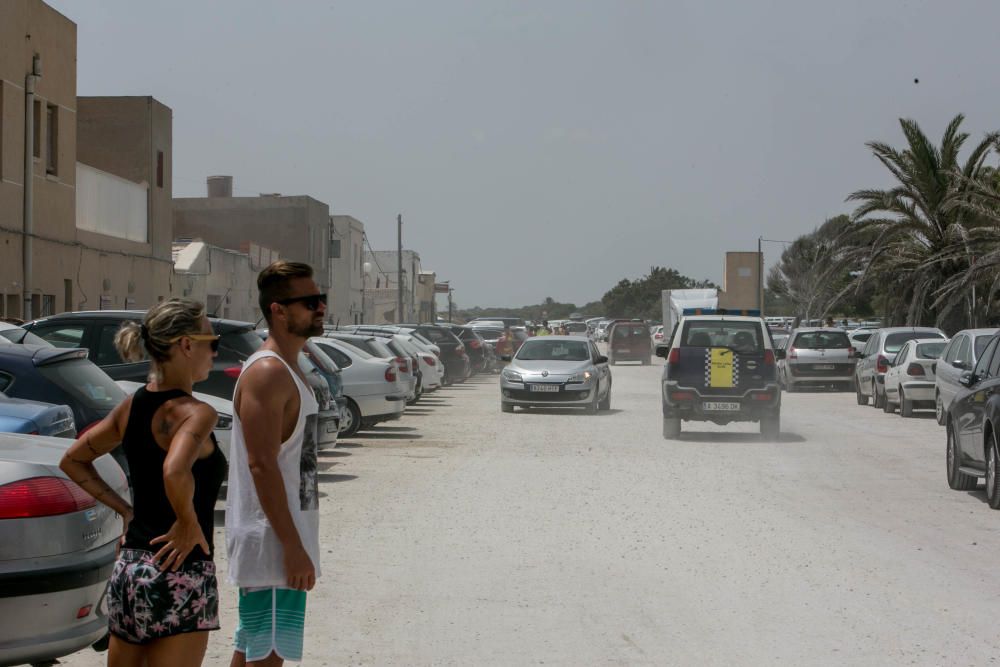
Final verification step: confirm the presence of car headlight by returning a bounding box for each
[216,414,233,430]
[568,370,594,383]
[503,370,523,383]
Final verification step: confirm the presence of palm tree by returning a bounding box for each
[845,114,996,329]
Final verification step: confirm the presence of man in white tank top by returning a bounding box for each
[226,261,327,666]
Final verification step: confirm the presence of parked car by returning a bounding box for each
[945,333,1000,507]
[308,337,407,437]
[0,391,76,438]
[855,327,946,408]
[344,324,469,385]
[468,316,525,328]
[563,321,589,336]
[656,315,781,439]
[447,325,492,374]
[651,325,665,346]
[771,333,789,351]
[500,336,611,413]
[325,332,418,403]
[882,339,947,417]
[847,329,875,355]
[934,328,999,424]
[0,321,52,347]
[23,311,263,399]
[778,328,855,392]
[607,321,652,365]
[0,432,128,666]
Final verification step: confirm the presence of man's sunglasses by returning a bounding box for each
[171,333,221,352]
[276,293,327,311]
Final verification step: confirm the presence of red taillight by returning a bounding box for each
[384,365,397,382]
[752,392,773,401]
[654,333,663,339]
[877,355,889,374]
[422,355,437,367]
[788,347,798,360]
[670,390,696,401]
[764,350,775,366]
[76,605,93,619]
[668,348,680,365]
[224,365,243,379]
[907,363,925,377]
[77,420,100,437]
[847,347,855,359]
[0,476,96,519]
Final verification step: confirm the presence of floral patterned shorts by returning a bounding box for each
[107,548,220,644]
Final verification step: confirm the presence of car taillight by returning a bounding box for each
[668,348,680,366]
[877,355,889,374]
[764,350,775,366]
[788,347,798,360]
[0,476,96,519]
[422,355,437,367]
[670,390,696,401]
[384,365,397,382]
[395,357,410,374]
[907,363,925,377]
[655,333,663,339]
[847,347,855,359]
[752,392,773,401]
[224,365,243,379]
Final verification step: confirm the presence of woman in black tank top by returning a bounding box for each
[60,298,226,667]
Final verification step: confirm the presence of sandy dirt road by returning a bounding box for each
[57,359,1000,666]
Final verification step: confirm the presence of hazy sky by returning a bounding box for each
[48,0,1000,308]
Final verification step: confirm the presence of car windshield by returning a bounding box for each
[915,342,946,359]
[516,340,590,362]
[792,331,850,349]
[885,331,944,353]
[682,321,763,355]
[37,358,124,410]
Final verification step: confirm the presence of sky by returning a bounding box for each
[47,0,1000,309]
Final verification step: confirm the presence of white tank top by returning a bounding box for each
[225,350,321,588]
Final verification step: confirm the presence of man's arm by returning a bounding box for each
[236,358,316,590]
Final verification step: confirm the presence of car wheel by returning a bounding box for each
[598,382,611,410]
[900,390,913,418]
[760,413,780,439]
[855,380,868,405]
[662,416,681,439]
[587,390,600,414]
[501,401,514,413]
[947,421,978,491]
[873,382,885,409]
[935,392,946,425]
[988,430,1000,509]
[339,399,362,438]
[882,391,895,413]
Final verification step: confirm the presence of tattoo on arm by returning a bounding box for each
[159,419,173,437]
[85,438,100,457]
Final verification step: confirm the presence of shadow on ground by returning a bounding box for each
[676,431,807,443]
[317,473,358,483]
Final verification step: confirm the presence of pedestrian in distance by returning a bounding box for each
[227,261,325,666]
[59,298,226,666]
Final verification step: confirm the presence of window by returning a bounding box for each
[893,343,909,366]
[32,324,87,349]
[793,331,851,350]
[973,338,997,380]
[96,324,142,366]
[33,99,41,159]
[681,320,762,354]
[884,331,944,354]
[329,239,341,259]
[156,150,164,188]
[975,335,994,362]
[316,342,352,368]
[955,336,972,367]
[41,294,55,316]
[0,372,12,393]
[942,338,958,364]
[64,279,73,313]
[989,340,1000,378]
[46,104,57,175]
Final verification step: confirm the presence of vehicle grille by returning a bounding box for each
[506,388,588,402]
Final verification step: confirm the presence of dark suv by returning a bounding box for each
[607,321,652,365]
[24,311,262,399]
[656,315,781,439]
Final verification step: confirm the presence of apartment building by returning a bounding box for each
[329,214,365,325]
[172,240,278,323]
[0,0,173,319]
[363,249,425,323]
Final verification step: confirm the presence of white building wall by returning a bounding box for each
[76,163,148,242]
[173,241,259,323]
[329,216,366,325]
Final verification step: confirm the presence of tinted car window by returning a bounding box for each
[990,340,1000,379]
[516,340,590,361]
[682,321,762,354]
[0,327,51,346]
[218,330,262,364]
[315,342,353,368]
[792,331,850,349]
[942,338,958,363]
[974,338,997,379]
[955,336,972,365]
[32,324,87,349]
[915,342,945,359]
[0,372,11,392]
[852,332,872,343]
[884,331,943,354]
[37,358,124,410]
[975,335,993,360]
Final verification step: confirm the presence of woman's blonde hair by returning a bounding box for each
[114,298,207,368]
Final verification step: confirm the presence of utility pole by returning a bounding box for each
[448,288,453,323]
[397,214,404,323]
[757,236,763,317]
[23,54,41,320]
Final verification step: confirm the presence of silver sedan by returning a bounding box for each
[500,336,612,413]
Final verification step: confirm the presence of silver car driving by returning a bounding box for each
[778,328,856,392]
[500,336,612,413]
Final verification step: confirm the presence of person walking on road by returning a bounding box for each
[227,261,325,666]
[60,298,226,666]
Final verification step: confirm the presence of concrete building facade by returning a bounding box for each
[173,184,333,312]
[718,251,764,313]
[329,214,365,325]
[363,249,423,323]
[0,1,174,320]
[172,240,270,323]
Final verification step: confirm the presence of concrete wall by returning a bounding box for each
[329,214,365,325]
[718,251,763,312]
[173,241,259,323]
[364,249,422,322]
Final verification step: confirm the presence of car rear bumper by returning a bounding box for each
[899,381,935,402]
[662,383,781,423]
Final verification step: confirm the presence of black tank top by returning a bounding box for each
[121,387,227,563]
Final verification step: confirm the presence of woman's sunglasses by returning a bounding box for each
[171,333,221,352]
[276,293,327,311]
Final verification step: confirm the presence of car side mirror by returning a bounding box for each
[774,349,786,360]
[959,371,976,388]
[655,347,668,358]
[596,355,608,364]
[953,360,968,370]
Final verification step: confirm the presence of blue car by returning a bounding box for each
[0,392,75,437]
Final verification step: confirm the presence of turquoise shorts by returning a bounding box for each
[233,587,308,662]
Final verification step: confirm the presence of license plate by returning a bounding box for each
[815,364,836,370]
[530,384,560,393]
[703,401,740,411]
[617,348,630,353]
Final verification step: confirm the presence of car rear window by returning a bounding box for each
[792,331,850,349]
[885,331,944,353]
[681,321,763,355]
[475,328,503,339]
[516,339,590,361]
[218,330,262,363]
[613,325,649,338]
[0,328,50,346]
[916,342,946,359]
[37,358,124,410]
[851,332,873,342]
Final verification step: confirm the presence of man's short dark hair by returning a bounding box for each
[258,261,314,323]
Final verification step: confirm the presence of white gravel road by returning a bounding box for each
[57,358,1000,666]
